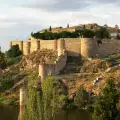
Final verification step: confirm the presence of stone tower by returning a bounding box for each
[23,41,30,55]
[57,38,65,56]
[39,60,46,82]
[81,38,98,58]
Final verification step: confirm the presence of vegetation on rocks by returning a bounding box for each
[74,85,89,109]
[0,75,13,92]
[92,78,120,120]
[0,51,6,69]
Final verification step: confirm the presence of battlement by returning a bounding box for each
[10,37,98,58]
[10,37,120,59]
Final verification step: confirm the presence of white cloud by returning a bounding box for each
[0,0,120,51]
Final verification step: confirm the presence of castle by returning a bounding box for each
[10,36,120,58]
[11,24,120,119]
[10,23,120,81]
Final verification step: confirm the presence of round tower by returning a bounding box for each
[53,40,57,51]
[81,38,98,58]
[30,39,39,53]
[39,60,46,82]
[23,41,30,55]
[19,86,26,120]
[57,38,65,56]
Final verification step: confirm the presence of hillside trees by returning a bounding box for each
[74,85,89,109]
[0,51,6,69]
[22,75,62,120]
[92,78,120,120]
[95,27,110,39]
[6,45,22,58]
[31,29,95,40]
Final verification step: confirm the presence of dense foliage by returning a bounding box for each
[92,78,120,120]
[0,51,6,69]
[0,75,13,91]
[6,45,22,58]
[31,29,95,39]
[95,27,110,39]
[22,74,62,120]
[74,85,89,109]
[31,27,109,40]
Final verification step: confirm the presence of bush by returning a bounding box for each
[74,85,89,109]
[6,45,22,58]
[95,27,110,39]
[0,51,6,69]
[0,76,14,92]
[92,78,120,120]
[6,56,22,66]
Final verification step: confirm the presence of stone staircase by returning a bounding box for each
[61,56,82,74]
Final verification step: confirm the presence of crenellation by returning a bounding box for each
[10,38,120,57]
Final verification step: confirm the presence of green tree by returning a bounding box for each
[7,45,22,58]
[92,78,120,120]
[67,24,69,28]
[82,29,95,38]
[95,27,110,39]
[49,26,52,31]
[0,75,13,91]
[0,51,6,69]
[74,85,89,109]
[117,34,120,40]
[22,74,61,120]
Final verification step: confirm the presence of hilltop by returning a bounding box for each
[39,23,120,35]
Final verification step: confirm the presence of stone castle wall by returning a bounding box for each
[81,38,98,58]
[98,40,120,56]
[10,41,23,52]
[39,52,67,81]
[10,38,120,58]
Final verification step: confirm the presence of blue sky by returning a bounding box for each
[0,0,120,51]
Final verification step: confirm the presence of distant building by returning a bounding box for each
[108,25,120,39]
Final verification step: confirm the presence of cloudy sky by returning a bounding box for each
[0,0,120,51]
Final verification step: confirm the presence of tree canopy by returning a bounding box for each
[92,78,120,120]
[0,51,6,69]
[95,27,110,39]
[6,45,22,58]
[31,29,96,40]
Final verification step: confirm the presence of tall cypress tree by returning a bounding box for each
[49,26,52,31]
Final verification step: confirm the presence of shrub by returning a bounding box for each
[6,45,22,58]
[0,76,13,92]
[92,78,120,120]
[0,51,6,69]
[74,85,89,109]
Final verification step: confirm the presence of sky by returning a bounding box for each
[0,0,120,51]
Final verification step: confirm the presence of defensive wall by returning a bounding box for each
[39,51,67,81]
[10,38,120,58]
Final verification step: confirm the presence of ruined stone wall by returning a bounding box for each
[98,39,120,56]
[39,52,67,80]
[10,41,23,52]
